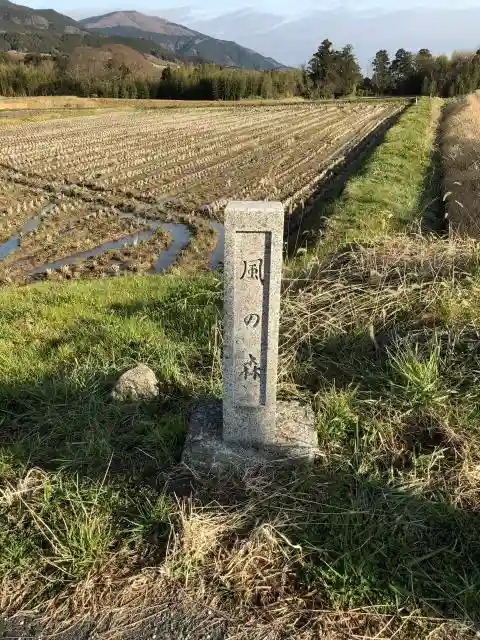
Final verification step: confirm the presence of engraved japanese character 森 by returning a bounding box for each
[242,354,261,381]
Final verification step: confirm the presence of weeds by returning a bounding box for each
[442,95,480,237]
[388,340,447,412]
[1,97,480,639]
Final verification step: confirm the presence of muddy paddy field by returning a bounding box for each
[0,100,404,285]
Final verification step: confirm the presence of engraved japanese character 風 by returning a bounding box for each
[240,258,264,283]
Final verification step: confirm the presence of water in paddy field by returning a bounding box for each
[28,227,168,275]
[0,235,20,260]
[0,211,225,277]
[0,213,45,260]
[154,222,191,272]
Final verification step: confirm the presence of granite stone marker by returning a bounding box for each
[183,201,319,470]
[223,201,284,446]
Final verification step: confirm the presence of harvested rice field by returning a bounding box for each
[0,101,404,284]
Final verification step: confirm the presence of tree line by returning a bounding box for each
[1,41,480,100]
[306,39,480,98]
[305,40,362,98]
[370,47,480,97]
[0,53,305,100]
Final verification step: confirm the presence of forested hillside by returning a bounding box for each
[0,1,283,70]
[0,53,304,99]
[1,31,480,100]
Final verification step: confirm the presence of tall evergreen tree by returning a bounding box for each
[414,48,435,94]
[390,48,416,94]
[336,45,362,96]
[307,39,338,97]
[372,50,391,94]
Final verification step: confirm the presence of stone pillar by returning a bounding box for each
[182,201,319,470]
[223,201,284,446]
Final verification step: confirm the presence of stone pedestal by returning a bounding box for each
[183,401,318,471]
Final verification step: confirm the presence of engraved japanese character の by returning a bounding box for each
[244,313,260,328]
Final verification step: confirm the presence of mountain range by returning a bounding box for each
[0,1,283,70]
[80,11,282,69]
[180,6,480,71]
[3,1,479,75]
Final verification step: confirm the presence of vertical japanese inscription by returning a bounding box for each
[223,201,284,445]
[234,231,271,407]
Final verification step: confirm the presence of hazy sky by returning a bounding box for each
[24,0,480,20]
[22,0,480,69]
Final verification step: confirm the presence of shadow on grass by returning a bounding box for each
[0,295,480,635]
[420,102,447,233]
[0,281,223,483]
[0,368,190,482]
[180,463,480,634]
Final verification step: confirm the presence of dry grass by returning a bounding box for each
[4,97,480,639]
[281,233,480,375]
[0,95,404,112]
[14,466,480,640]
[442,95,480,237]
[0,96,305,111]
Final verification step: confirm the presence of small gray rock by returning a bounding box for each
[111,364,159,403]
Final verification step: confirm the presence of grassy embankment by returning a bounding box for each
[2,97,480,638]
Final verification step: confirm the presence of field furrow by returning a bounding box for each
[0,101,405,283]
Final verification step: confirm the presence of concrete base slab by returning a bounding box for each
[182,400,319,471]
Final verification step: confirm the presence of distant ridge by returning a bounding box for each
[81,10,193,37]
[0,0,183,63]
[80,10,285,70]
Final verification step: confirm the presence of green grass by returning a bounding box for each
[290,97,442,268]
[0,273,221,611]
[1,97,480,639]
[0,274,222,474]
[332,97,440,237]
